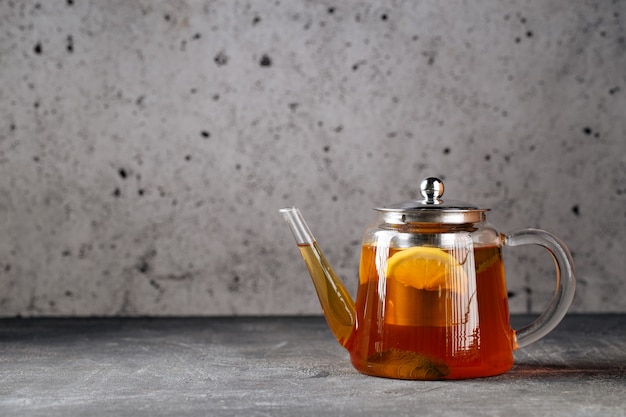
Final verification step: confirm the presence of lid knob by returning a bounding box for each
[420,177,444,205]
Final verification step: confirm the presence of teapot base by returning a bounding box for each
[351,350,514,380]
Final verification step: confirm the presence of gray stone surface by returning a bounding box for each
[0,315,624,416]
[0,1,625,316]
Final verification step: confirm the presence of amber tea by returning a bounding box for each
[350,244,516,380]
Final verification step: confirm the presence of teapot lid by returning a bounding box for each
[375,177,488,224]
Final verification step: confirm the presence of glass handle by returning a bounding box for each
[504,229,576,349]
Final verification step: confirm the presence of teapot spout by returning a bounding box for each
[280,207,356,348]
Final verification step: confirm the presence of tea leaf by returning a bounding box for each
[367,349,450,380]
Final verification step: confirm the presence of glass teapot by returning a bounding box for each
[280,177,576,380]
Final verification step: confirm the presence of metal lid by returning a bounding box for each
[375,177,488,224]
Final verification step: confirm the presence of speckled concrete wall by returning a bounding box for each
[0,0,624,316]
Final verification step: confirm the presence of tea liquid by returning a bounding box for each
[351,244,515,380]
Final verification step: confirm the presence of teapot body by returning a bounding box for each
[349,217,515,379]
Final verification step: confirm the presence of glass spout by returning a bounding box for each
[280,207,356,348]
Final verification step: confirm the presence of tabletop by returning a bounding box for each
[1,314,624,416]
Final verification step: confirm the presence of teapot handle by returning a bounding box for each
[504,229,576,349]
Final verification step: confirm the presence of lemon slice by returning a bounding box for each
[386,247,467,291]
